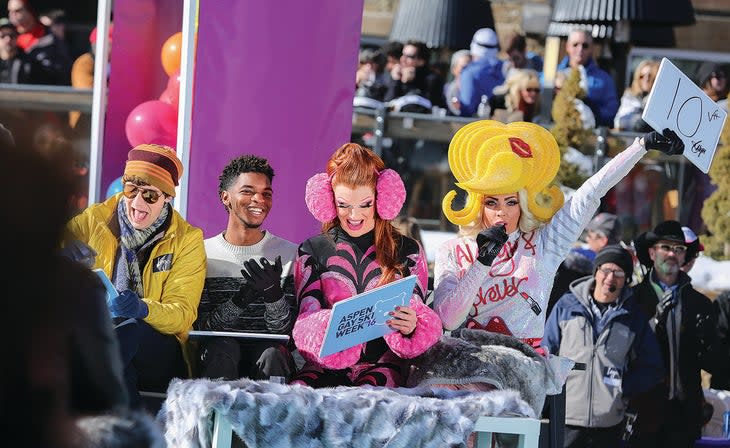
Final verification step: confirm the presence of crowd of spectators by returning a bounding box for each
[353,26,728,132]
[1,0,101,200]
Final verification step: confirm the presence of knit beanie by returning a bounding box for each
[593,244,633,279]
[470,28,499,60]
[123,144,183,197]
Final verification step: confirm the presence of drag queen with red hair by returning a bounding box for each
[290,143,442,388]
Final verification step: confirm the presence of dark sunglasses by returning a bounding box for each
[123,183,164,204]
[525,87,540,93]
[711,72,726,80]
[401,53,418,60]
[571,42,590,49]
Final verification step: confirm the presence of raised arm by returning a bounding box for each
[539,138,647,270]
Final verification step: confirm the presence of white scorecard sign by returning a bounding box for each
[642,58,727,174]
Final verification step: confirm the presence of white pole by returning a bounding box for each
[87,0,113,205]
[174,0,199,218]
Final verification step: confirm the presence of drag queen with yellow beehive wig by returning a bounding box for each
[442,120,564,235]
[432,120,669,349]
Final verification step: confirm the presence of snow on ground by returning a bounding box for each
[689,254,730,293]
[421,229,730,294]
[421,229,457,263]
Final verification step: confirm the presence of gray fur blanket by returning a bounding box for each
[159,378,535,448]
[406,329,575,416]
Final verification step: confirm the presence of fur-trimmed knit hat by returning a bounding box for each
[123,144,183,197]
[594,244,634,279]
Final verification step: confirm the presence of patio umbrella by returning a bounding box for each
[548,0,695,46]
[389,0,495,50]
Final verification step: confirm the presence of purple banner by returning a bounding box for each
[186,1,364,244]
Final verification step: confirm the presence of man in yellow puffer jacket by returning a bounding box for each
[65,144,206,407]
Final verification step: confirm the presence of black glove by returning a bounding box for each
[231,278,257,309]
[644,128,684,155]
[241,256,283,303]
[476,224,509,266]
[652,292,677,331]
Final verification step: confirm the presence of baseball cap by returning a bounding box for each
[0,17,15,31]
[586,213,623,244]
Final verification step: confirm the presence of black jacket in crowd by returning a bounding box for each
[631,269,717,440]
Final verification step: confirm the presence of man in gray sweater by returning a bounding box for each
[194,155,297,381]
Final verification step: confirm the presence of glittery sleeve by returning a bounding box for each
[540,138,647,272]
[432,237,490,331]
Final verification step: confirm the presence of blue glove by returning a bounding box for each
[59,239,97,268]
[109,290,149,319]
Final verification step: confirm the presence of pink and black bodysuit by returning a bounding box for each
[291,227,442,388]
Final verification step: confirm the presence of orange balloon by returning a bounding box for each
[160,32,182,76]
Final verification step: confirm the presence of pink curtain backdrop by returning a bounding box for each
[186,1,364,243]
[102,0,183,194]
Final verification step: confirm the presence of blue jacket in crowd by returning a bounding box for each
[543,276,664,428]
[458,56,505,117]
[556,57,619,127]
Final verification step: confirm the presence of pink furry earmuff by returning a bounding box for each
[374,168,406,220]
[304,169,406,223]
[304,173,336,222]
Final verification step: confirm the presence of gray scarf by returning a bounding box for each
[113,200,169,296]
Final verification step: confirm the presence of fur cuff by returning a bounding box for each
[384,300,442,358]
[293,309,362,369]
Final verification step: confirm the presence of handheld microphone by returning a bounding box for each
[609,286,617,293]
[476,223,508,265]
[477,223,507,254]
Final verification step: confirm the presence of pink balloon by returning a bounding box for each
[125,100,178,148]
[159,70,180,107]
